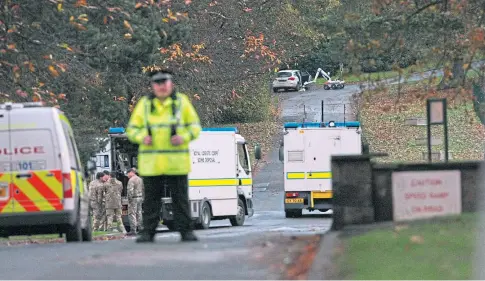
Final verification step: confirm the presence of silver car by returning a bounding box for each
[272,70,302,92]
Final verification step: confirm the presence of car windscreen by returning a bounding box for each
[277,72,292,78]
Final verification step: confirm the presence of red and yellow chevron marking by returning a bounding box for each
[0,170,63,214]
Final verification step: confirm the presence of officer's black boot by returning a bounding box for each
[136,232,154,243]
[181,231,198,242]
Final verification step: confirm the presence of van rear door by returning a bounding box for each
[8,109,63,213]
[0,108,13,213]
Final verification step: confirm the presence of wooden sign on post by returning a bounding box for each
[426,98,449,162]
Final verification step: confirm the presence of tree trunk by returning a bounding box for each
[438,56,465,90]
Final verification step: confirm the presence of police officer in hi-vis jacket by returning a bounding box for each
[126,69,201,243]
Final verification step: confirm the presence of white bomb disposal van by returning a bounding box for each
[279,121,362,218]
[105,126,261,231]
[0,102,95,242]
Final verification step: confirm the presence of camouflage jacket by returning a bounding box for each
[127,175,144,200]
[104,178,123,209]
[88,179,104,206]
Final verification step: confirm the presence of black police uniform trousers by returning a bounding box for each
[141,175,193,236]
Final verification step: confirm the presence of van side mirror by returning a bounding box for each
[254,144,262,160]
[86,160,96,172]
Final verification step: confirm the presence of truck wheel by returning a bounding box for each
[230,198,246,226]
[81,212,92,242]
[285,209,302,218]
[165,221,176,231]
[66,209,82,242]
[319,209,330,213]
[196,202,211,230]
[273,88,278,93]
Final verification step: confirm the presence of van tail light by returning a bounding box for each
[286,192,299,198]
[288,77,296,80]
[62,173,72,198]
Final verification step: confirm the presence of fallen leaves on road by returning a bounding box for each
[250,234,322,280]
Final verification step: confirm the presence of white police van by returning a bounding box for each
[0,102,95,242]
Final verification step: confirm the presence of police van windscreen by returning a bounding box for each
[0,130,58,172]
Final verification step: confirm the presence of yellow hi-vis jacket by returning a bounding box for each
[126,93,201,176]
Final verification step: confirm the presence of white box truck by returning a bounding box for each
[279,121,362,218]
[103,126,261,231]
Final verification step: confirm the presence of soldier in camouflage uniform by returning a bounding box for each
[89,172,105,231]
[104,172,126,233]
[126,168,144,236]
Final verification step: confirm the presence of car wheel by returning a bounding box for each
[229,198,246,226]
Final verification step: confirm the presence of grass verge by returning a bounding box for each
[0,231,115,245]
[358,83,485,162]
[339,214,477,279]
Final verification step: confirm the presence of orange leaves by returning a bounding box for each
[78,14,89,22]
[162,9,188,23]
[74,0,87,7]
[23,61,35,72]
[123,20,133,33]
[159,43,211,64]
[113,96,126,101]
[243,33,279,66]
[7,43,17,52]
[468,27,485,51]
[48,65,60,77]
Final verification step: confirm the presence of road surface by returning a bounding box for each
[0,85,361,279]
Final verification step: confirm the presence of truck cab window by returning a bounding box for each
[237,143,250,173]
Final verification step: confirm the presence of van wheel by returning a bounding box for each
[285,209,302,218]
[81,213,92,242]
[196,202,211,230]
[66,211,82,242]
[230,198,246,226]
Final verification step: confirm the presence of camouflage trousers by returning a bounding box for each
[128,197,143,232]
[106,208,126,233]
[91,204,106,231]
